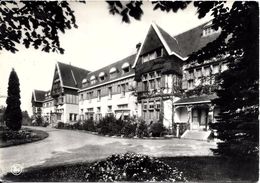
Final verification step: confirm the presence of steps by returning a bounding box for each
[181,130,211,141]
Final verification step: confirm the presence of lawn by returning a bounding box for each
[3,155,258,182]
[0,126,49,148]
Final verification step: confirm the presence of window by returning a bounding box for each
[188,80,194,89]
[100,76,104,81]
[143,81,148,91]
[122,63,130,73]
[143,104,147,110]
[80,94,83,101]
[88,91,93,102]
[156,78,161,89]
[149,51,157,60]
[108,106,112,112]
[121,84,126,97]
[108,87,112,99]
[117,85,121,93]
[90,76,96,84]
[188,70,194,80]
[109,67,117,78]
[149,79,155,90]
[118,104,128,109]
[212,64,219,74]
[196,68,202,78]
[204,66,210,76]
[99,72,105,81]
[97,90,101,101]
[97,107,101,113]
[221,63,228,72]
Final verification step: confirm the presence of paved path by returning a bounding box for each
[0,127,216,177]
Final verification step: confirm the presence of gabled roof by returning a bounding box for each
[57,62,90,89]
[133,22,187,68]
[81,54,136,90]
[32,90,46,102]
[133,21,221,68]
[174,22,221,58]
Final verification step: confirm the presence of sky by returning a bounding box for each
[0,1,231,115]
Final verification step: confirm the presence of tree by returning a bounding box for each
[0,1,78,54]
[4,68,22,131]
[108,1,259,158]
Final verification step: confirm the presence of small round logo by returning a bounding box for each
[11,164,23,176]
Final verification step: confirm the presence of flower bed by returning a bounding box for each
[4,155,258,182]
[0,126,48,147]
[85,152,186,182]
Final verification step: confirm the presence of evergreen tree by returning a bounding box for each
[210,2,259,158]
[4,68,22,131]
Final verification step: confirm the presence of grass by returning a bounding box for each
[3,156,259,182]
[0,127,49,148]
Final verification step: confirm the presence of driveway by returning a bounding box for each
[0,127,217,177]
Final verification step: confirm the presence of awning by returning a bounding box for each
[99,72,105,77]
[174,94,217,106]
[109,67,117,73]
[121,62,130,69]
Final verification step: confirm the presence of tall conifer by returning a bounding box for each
[4,68,22,131]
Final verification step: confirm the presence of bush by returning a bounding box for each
[85,152,186,182]
[82,119,96,132]
[121,120,137,138]
[97,115,124,136]
[41,122,49,127]
[149,122,166,137]
[136,120,149,138]
[71,122,81,130]
[56,122,65,129]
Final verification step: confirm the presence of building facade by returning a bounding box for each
[32,21,227,135]
[78,54,138,122]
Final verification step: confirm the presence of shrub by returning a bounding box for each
[85,152,186,182]
[97,115,124,136]
[2,127,33,141]
[41,122,49,127]
[121,120,137,138]
[149,122,166,137]
[136,120,149,138]
[56,122,65,129]
[71,122,81,130]
[82,119,96,132]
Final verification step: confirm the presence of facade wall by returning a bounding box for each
[79,77,137,121]
[64,103,79,123]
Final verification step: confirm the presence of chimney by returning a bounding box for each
[136,42,141,53]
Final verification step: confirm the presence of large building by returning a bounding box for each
[32,21,227,135]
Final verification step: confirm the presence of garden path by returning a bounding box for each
[0,126,216,177]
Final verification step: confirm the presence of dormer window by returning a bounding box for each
[99,72,105,81]
[122,62,130,73]
[109,67,117,78]
[90,75,96,85]
[82,78,87,84]
[82,78,88,88]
